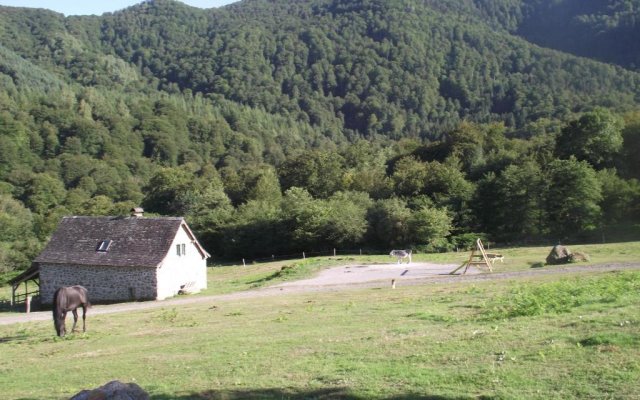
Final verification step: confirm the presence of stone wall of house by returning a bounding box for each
[40,264,158,305]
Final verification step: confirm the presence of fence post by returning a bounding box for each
[359,249,362,255]
[242,258,246,267]
[303,252,306,259]
[26,296,31,314]
[333,248,336,256]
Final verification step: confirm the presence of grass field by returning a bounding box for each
[0,243,639,399]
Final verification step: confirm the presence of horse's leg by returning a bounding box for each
[61,311,68,337]
[71,309,78,333]
[82,304,87,333]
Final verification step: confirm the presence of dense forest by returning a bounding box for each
[1,0,639,270]
[473,0,640,71]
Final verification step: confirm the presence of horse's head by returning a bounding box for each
[54,312,66,337]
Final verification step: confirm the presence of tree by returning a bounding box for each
[423,160,475,228]
[280,187,326,249]
[0,195,34,242]
[597,169,640,224]
[142,165,234,236]
[278,150,344,198]
[475,161,547,241]
[622,111,640,180]
[367,198,412,248]
[22,173,67,214]
[409,206,452,251]
[322,191,371,248]
[546,157,603,238]
[556,108,624,169]
[222,199,285,258]
[391,156,428,197]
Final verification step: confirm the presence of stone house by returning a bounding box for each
[35,211,209,304]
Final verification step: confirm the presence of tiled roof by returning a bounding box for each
[34,216,207,268]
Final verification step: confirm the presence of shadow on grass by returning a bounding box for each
[0,335,30,344]
[529,262,545,268]
[151,387,492,400]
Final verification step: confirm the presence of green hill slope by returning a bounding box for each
[2,0,640,138]
[0,0,639,265]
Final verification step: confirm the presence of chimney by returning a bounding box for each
[131,207,144,218]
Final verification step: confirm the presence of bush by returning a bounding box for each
[482,271,639,320]
[451,233,489,251]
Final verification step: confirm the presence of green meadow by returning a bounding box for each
[0,243,639,399]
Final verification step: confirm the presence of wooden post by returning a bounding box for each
[26,296,31,313]
[303,252,306,259]
[391,279,396,289]
[242,258,246,267]
[359,249,362,255]
[333,248,336,257]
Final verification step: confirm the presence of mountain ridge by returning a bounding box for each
[2,0,640,138]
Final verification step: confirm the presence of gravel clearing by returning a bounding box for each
[1,262,638,327]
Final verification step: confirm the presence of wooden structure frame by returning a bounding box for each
[9,265,40,306]
[450,239,499,275]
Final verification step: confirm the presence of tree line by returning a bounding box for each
[1,83,638,267]
[1,0,640,271]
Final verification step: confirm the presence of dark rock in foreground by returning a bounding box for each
[70,380,149,400]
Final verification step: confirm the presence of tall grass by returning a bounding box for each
[482,271,640,320]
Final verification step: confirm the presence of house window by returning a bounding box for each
[176,244,186,256]
[181,243,186,256]
[176,244,181,256]
[97,240,112,252]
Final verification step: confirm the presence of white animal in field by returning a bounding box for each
[390,249,412,264]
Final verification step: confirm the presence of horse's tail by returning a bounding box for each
[52,287,61,335]
[52,287,60,315]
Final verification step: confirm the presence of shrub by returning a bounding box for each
[481,271,639,320]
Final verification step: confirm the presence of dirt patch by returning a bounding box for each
[275,262,470,287]
[1,262,638,327]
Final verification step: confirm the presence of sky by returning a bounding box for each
[0,0,238,16]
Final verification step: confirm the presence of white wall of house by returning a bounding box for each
[156,225,208,300]
[40,263,157,304]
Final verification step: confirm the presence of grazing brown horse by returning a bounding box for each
[52,285,90,337]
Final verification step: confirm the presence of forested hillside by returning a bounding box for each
[473,0,640,71]
[1,0,639,270]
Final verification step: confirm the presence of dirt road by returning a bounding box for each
[1,262,638,327]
